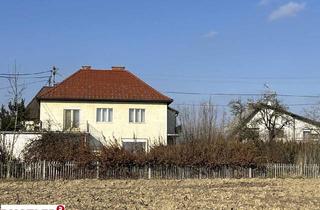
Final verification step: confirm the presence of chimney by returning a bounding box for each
[81,65,91,70]
[111,66,125,71]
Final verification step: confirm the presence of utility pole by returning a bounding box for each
[52,66,57,85]
[48,66,58,87]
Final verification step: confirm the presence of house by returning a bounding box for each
[229,103,320,141]
[27,66,179,151]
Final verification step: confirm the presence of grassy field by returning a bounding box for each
[0,179,320,209]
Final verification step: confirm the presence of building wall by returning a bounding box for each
[0,132,41,159]
[39,101,168,146]
[167,109,177,135]
[247,110,320,141]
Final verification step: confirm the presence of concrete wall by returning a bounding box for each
[40,101,168,147]
[0,132,41,159]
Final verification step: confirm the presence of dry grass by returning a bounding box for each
[1,179,320,209]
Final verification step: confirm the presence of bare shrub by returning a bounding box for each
[23,132,96,164]
[178,100,225,142]
[99,143,147,167]
[97,137,320,168]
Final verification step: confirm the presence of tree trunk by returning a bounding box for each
[268,130,276,142]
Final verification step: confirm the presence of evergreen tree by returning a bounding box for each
[0,99,27,131]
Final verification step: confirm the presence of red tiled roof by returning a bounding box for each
[37,86,53,97]
[38,68,173,104]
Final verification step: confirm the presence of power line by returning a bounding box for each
[0,75,50,79]
[165,91,320,98]
[143,74,320,81]
[173,103,320,107]
[0,70,50,76]
[0,79,48,90]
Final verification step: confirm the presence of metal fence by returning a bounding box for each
[0,161,320,180]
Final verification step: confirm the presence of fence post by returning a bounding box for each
[249,167,252,178]
[42,160,46,180]
[96,161,100,179]
[148,166,151,179]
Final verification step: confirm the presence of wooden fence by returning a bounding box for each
[0,161,320,180]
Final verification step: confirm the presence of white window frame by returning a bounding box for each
[63,108,80,130]
[96,108,113,123]
[122,138,148,152]
[129,108,145,123]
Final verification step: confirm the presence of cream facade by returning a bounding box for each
[40,100,168,148]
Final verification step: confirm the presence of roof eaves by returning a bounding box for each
[38,97,172,104]
[257,103,320,127]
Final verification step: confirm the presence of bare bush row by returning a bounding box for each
[19,133,320,169]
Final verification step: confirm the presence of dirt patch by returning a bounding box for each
[0,179,319,209]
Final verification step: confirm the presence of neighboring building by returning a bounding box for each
[229,103,320,141]
[26,66,179,151]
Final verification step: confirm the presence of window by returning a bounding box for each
[129,108,145,123]
[96,108,113,122]
[275,128,285,138]
[303,130,311,141]
[240,127,259,140]
[63,109,80,130]
[122,139,147,153]
[303,130,320,141]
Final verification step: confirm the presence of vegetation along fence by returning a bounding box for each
[0,162,320,180]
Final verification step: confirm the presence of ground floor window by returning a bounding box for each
[167,136,177,145]
[303,129,320,141]
[122,138,147,153]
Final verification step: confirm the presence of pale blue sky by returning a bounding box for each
[0,0,319,113]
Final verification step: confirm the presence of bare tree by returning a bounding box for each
[178,99,221,142]
[252,93,292,141]
[3,63,25,177]
[228,98,247,122]
[304,104,320,122]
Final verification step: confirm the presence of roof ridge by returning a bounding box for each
[257,103,320,127]
[229,102,320,138]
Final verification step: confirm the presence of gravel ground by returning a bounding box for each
[0,179,320,209]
